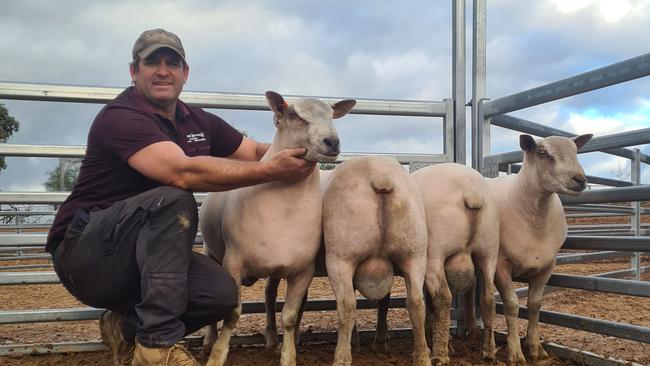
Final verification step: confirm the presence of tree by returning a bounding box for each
[0,103,20,172]
[44,159,81,191]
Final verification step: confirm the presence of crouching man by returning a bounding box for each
[47,28,316,365]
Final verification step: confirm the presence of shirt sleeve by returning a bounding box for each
[91,107,171,163]
[205,112,244,157]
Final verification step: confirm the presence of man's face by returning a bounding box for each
[130,48,189,108]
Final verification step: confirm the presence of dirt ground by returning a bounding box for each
[1,213,649,365]
[1,256,649,365]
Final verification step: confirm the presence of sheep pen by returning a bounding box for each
[1,248,649,365]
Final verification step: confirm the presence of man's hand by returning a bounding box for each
[265,147,317,182]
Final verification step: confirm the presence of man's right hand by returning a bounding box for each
[265,147,317,182]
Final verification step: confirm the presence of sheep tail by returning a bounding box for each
[463,186,484,211]
[369,172,395,194]
[462,186,485,260]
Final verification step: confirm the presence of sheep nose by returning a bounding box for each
[573,175,587,190]
[323,137,340,152]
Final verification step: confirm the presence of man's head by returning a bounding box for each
[130,28,189,110]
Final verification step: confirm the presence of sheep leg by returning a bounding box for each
[205,261,242,366]
[205,293,242,366]
[525,270,551,361]
[401,261,432,366]
[424,290,433,349]
[265,277,281,351]
[462,282,479,341]
[279,269,313,366]
[373,293,391,353]
[476,259,496,361]
[294,289,308,347]
[424,267,451,366]
[202,323,219,358]
[328,260,357,366]
[494,264,526,366]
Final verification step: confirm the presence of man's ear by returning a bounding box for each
[519,134,537,152]
[332,99,356,119]
[129,63,136,82]
[265,91,288,119]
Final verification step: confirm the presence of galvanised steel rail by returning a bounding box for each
[0,144,451,165]
[547,274,650,297]
[504,164,633,187]
[482,52,650,118]
[495,303,650,344]
[560,185,650,205]
[484,128,650,167]
[564,204,648,214]
[490,114,650,164]
[0,81,449,117]
[563,235,650,251]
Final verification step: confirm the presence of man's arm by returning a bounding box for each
[127,140,314,192]
[228,137,271,161]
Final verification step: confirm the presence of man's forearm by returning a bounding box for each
[169,155,273,192]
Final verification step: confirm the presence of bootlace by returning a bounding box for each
[164,344,196,366]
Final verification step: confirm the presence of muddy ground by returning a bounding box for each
[1,212,649,365]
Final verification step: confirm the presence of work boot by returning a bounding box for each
[132,342,200,366]
[100,311,135,365]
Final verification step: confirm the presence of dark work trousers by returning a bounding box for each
[52,186,238,348]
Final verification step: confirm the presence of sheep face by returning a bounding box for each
[266,91,355,163]
[520,134,593,196]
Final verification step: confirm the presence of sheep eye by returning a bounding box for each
[537,149,552,160]
[288,111,298,118]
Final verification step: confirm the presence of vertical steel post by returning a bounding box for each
[452,0,467,337]
[631,149,641,280]
[472,0,487,172]
[453,0,466,164]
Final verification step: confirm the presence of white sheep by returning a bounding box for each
[410,163,500,365]
[323,156,431,366]
[263,168,332,351]
[199,91,355,366]
[486,134,592,365]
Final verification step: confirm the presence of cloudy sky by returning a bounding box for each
[1,0,649,191]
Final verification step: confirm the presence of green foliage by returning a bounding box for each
[44,160,81,191]
[0,103,20,171]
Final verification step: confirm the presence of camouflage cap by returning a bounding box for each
[132,28,186,62]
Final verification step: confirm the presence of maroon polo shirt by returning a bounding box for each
[46,86,244,254]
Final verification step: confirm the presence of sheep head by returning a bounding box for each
[265,91,356,163]
[519,134,593,196]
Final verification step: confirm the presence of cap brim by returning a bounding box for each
[136,44,186,62]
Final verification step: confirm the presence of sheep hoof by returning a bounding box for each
[372,339,390,353]
[432,356,450,366]
[264,331,279,351]
[413,353,432,366]
[506,351,527,366]
[466,327,481,342]
[527,343,549,361]
[481,348,497,361]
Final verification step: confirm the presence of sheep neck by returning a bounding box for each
[510,163,555,224]
[261,134,319,190]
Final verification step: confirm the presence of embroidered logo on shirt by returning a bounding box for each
[186,132,206,143]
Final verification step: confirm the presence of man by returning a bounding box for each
[47,28,316,366]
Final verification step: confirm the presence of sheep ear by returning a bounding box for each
[265,91,288,119]
[332,99,356,119]
[519,134,537,152]
[572,134,593,150]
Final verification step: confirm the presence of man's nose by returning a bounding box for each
[156,62,171,75]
